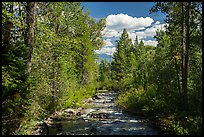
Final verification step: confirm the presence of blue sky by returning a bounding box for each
[81,2,165,22]
[81,2,167,61]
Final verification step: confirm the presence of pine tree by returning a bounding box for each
[111,28,133,90]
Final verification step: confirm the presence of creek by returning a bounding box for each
[46,90,162,135]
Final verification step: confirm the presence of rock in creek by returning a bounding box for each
[83,98,93,103]
[33,121,49,135]
[92,94,100,100]
[88,112,109,119]
[64,108,77,115]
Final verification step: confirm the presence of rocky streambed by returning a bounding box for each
[33,90,162,135]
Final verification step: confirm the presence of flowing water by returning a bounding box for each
[47,91,162,135]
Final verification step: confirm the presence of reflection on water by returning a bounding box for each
[48,91,162,135]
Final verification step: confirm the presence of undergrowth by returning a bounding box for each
[116,85,202,135]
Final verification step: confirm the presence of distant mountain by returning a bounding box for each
[96,53,112,63]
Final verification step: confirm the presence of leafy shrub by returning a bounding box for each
[116,87,145,112]
[183,116,202,135]
[159,114,188,135]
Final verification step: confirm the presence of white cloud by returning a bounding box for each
[102,13,154,38]
[102,28,121,38]
[135,23,168,39]
[135,27,155,38]
[154,21,160,25]
[154,23,168,30]
[103,39,113,47]
[106,38,112,42]
[127,32,135,40]
[127,32,137,43]
[98,13,169,56]
[106,14,154,31]
[143,40,158,46]
[95,47,116,56]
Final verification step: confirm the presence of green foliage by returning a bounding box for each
[2,1,201,135]
[116,83,202,135]
[2,2,29,135]
[98,59,112,90]
[185,116,202,135]
[2,2,105,135]
[159,114,188,135]
[113,2,202,135]
[116,87,145,112]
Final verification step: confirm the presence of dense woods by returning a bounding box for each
[2,2,202,135]
[99,2,202,135]
[2,2,105,134]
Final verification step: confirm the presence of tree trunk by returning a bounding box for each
[174,56,181,94]
[144,72,147,91]
[25,2,35,74]
[181,2,185,106]
[183,2,190,110]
